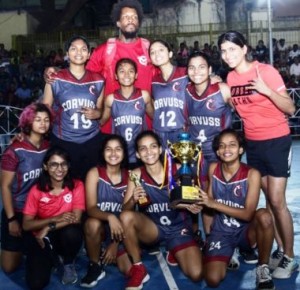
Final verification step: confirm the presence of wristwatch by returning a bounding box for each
[48,222,56,231]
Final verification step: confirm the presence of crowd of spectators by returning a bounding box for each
[0,37,300,110]
[173,38,300,89]
[0,43,68,108]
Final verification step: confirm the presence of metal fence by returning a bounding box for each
[1,88,300,156]
[12,18,300,55]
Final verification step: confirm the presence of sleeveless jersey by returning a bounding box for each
[96,167,128,216]
[185,82,232,155]
[111,88,147,163]
[51,69,104,143]
[211,162,251,234]
[1,139,49,211]
[138,164,193,234]
[152,66,188,132]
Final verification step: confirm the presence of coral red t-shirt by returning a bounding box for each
[227,61,290,140]
[23,179,85,219]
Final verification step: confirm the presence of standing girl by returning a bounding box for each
[0,103,52,273]
[43,35,105,180]
[218,30,297,278]
[101,58,153,169]
[149,40,188,149]
[186,51,232,190]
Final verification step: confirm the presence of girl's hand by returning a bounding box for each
[247,66,271,97]
[80,107,101,120]
[55,212,78,224]
[8,220,22,237]
[132,185,147,203]
[198,188,215,208]
[35,226,50,248]
[185,203,203,214]
[101,243,118,265]
[107,215,124,242]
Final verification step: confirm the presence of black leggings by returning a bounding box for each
[25,224,83,290]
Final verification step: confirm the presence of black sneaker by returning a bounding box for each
[256,264,275,290]
[80,261,106,288]
[240,248,258,264]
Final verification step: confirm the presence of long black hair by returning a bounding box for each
[212,128,245,158]
[37,146,74,191]
[99,134,129,168]
[217,30,247,49]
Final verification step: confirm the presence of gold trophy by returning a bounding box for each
[167,132,201,207]
[129,171,151,207]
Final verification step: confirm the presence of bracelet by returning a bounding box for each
[7,215,17,223]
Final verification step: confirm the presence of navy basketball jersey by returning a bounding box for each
[211,162,251,234]
[1,139,49,211]
[152,67,188,133]
[96,167,128,216]
[186,83,232,155]
[111,88,147,163]
[138,164,192,234]
[51,69,104,143]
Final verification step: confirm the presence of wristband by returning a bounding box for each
[48,222,56,231]
[7,215,17,223]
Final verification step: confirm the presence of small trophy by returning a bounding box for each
[129,171,151,207]
[167,132,201,207]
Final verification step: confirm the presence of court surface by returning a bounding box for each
[1,140,300,290]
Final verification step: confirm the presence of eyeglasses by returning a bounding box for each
[47,161,69,170]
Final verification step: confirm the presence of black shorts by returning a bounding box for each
[50,131,103,180]
[246,135,292,177]
[1,210,24,252]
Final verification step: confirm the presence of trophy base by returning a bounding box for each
[170,186,200,207]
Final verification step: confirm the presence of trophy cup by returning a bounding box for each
[129,171,151,207]
[167,132,201,207]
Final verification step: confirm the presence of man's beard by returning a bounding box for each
[121,29,138,39]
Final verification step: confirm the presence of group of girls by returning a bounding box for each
[0,29,296,290]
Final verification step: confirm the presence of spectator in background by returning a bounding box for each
[277,38,288,63]
[14,81,32,108]
[176,42,189,67]
[53,48,65,68]
[191,40,201,54]
[289,57,300,80]
[210,45,221,75]
[288,44,300,65]
[255,40,268,62]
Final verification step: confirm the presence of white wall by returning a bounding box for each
[0,10,38,50]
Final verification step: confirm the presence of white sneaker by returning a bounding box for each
[227,248,240,270]
[269,247,284,271]
[256,264,275,290]
[272,255,299,279]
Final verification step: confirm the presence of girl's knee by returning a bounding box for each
[255,208,273,228]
